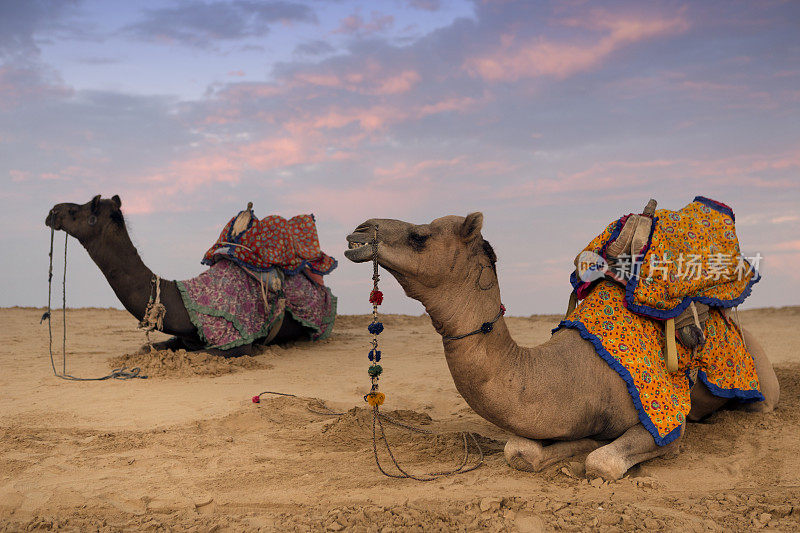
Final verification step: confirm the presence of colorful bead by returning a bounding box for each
[369,349,381,362]
[369,290,384,305]
[252,395,260,403]
[480,322,494,334]
[368,364,383,377]
[500,304,506,315]
[365,391,385,406]
[368,322,384,335]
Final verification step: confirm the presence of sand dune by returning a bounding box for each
[1,307,799,531]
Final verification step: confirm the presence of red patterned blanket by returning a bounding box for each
[202,209,337,276]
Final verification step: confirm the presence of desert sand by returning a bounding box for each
[1,306,799,531]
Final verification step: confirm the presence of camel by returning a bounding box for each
[45,194,312,355]
[345,213,780,480]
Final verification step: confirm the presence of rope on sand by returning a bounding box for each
[252,390,484,480]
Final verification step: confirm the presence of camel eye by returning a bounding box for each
[408,232,429,252]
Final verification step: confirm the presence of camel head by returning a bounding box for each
[345,213,497,302]
[45,194,125,243]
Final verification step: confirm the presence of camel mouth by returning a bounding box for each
[344,233,374,263]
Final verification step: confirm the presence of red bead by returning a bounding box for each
[369,290,384,305]
[252,395,260,403]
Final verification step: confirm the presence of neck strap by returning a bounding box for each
[441,304,506,341]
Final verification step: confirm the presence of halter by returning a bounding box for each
[441,304,506,341]
[43,226,145,381]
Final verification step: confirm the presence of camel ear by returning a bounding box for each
[111,195,121,208]
[90,195,101,213]
[460,212,483,242]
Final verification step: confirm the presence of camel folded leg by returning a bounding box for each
[585,423,682,481]
[688,379,728,421]
[688,327,779,420]
[740,328,779,413]
[504,435,604,472]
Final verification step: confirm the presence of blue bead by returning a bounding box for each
[480,322,493,334]
[368,322,384,335]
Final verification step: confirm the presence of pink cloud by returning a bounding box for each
[417,94,489,116]
[374,157,465,183]
[281,181,432,226]
[124,135,326,214]
[607,70,794,110]
[464,10,689,82]
[10,170,30,182]
[333,12,394,35]
[292,72,343,89]
[292,66,421,96]
[0,65,73,110]
[374,70,421,95]
[494,149,800,203]
[763,240,800,253]
[200,82,287,124]
[756,252,800,283]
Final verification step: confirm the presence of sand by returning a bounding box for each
[1,306,799,531]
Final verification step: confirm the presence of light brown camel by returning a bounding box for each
[45,195,308,355]
[345,213,780,480]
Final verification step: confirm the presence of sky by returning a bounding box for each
[1,0,798,317]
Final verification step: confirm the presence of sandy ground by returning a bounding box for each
[1,306,799,532]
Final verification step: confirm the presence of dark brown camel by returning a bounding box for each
[45,194,306,355]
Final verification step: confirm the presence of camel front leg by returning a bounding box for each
[585,423,682,480]
[504,435,604,472]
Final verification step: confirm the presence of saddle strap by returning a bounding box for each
[664,318,678,372]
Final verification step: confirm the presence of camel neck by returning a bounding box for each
[419,275,525,426]
[80,225,155,321]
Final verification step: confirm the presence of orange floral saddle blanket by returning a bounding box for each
[570,196,760,319]
[556,281,763,445]
[202,208,337,276]
[558,196,765,446]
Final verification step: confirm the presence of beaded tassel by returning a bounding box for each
[365,225,385,407]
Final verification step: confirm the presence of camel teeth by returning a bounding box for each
[348,242,368,250]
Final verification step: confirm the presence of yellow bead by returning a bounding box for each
[365,392,385,406]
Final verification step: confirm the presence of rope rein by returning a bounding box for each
[138,274,166,351]
[253,226,484,481]
[365,225,483,481]
[252,390,484,481]
[43,227,146,381]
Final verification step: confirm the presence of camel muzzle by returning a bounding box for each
[344,232,374,262]
[45,209,62,230]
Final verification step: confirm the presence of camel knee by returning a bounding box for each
[504,436,545,472]
[585,424,680,481]
[585,447,628,481]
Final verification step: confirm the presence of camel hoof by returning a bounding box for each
[504,436,544,472]
[585,448,627,481]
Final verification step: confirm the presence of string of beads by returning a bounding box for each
[364,225,385,407]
